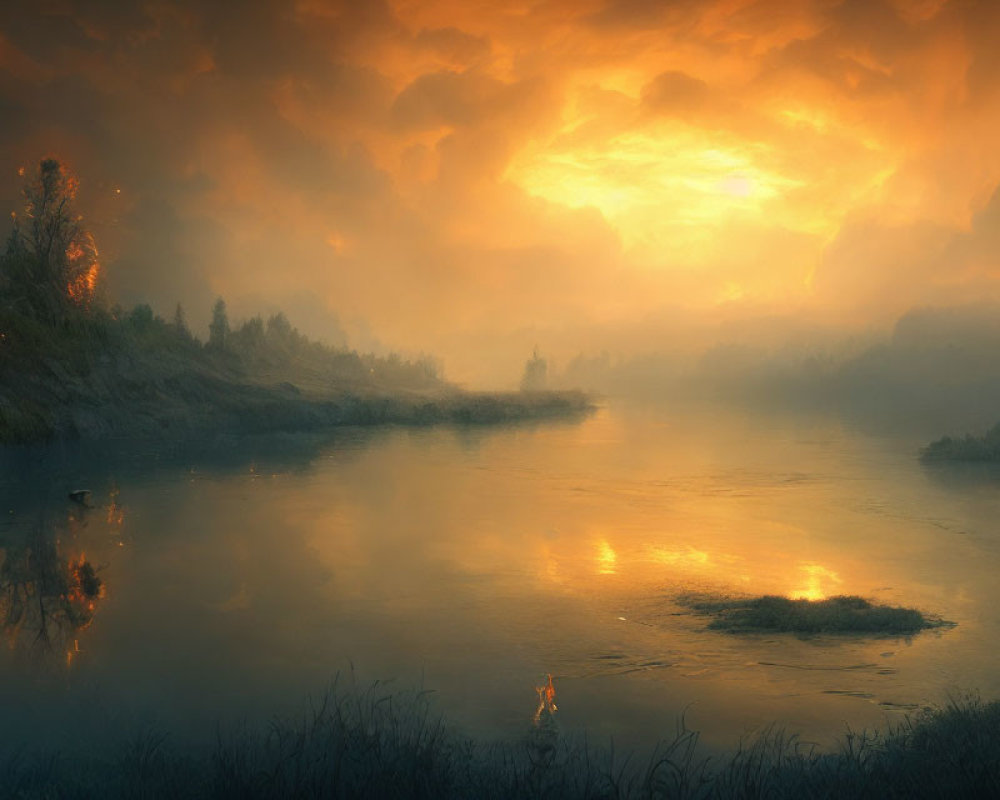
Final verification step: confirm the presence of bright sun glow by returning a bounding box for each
[506,126,805,261]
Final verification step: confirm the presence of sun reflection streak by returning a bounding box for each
[789,563,841,601]
[651,545,710,567]
[596,539,617,574]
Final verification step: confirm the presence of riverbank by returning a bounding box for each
[0,308,593,444]
[4,682,998,799]
[0,364,593,444]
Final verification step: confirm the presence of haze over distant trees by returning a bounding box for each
[208,298,230,349]
[551,305,1000,434]
[0,159,441,390]
[0,160,444,438]
[0,158,588,443]
[520,348,548,392]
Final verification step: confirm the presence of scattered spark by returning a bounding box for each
[106,485,124,527]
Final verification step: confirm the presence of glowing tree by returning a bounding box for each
[1,159,100,322]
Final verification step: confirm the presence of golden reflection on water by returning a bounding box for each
[790,564,842,601]
[650,546,710,568]
[101,404,990,749]
[476,409,872,609]
[596,539,617,575]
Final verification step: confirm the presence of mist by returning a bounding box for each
[541,304,1000,435]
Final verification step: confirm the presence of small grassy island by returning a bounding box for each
[685,594,947,635]
[921,423,1000,462]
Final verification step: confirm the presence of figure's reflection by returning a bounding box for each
[0,509,105,666]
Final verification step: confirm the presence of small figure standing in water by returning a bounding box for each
[533,673,557,724]
[529,672,560,783]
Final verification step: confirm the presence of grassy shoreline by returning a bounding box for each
[0,384,595,445]
[0,309,594,445]
[4,682,998,799]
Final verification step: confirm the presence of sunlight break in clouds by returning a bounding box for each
[507,130,805,259]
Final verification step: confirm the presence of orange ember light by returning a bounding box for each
[65,232,100,305]
[66,263,100,303]
[106,486,124,526]
[64,553,103,615]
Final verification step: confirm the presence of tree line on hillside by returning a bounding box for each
[0,159,440,391]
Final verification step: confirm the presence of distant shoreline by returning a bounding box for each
[920,422,1000,462]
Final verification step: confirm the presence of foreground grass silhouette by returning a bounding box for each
[686,595,946,635]
[3,682,999,799]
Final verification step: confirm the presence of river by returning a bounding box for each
[1,401,998,757]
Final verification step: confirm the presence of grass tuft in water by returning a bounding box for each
[684,594,947,635]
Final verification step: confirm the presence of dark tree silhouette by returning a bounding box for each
[209,297,230,348]
[520,348,548,391]
[173,302,189,337]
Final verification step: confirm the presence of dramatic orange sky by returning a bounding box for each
[2,0,999,383]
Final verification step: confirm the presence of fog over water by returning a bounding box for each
[3,401,999,755]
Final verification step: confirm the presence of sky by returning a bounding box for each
[1,0,999,385]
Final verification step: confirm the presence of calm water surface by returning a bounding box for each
[1,401,999,755]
